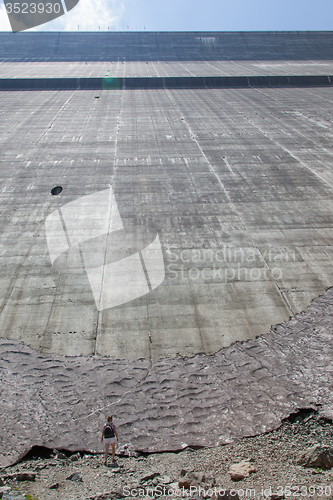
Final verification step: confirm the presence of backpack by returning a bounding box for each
[104,423,115,438]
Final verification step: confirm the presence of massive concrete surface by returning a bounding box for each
[1,86,333,361]
[1,32,333,466]
[1,287,333,467]
[2,31,333,61]
[2,61,333,78]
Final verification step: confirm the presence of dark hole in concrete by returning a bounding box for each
[51,186,63,196]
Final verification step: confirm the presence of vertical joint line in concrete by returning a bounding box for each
[58,208,71,248]
[146,295,152,362]
[94,186,115,355]
[35,93,76,149]
[139,250,152,292]
[78,243,85,271]
[256,248,295,318]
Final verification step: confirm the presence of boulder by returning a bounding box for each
[159,475,172,484]
[179,479,192,489]
[229,472,245,481]
[0,488,12,499]
[179,471,215,490]
[117,444,140,458]
[90,492,125,500]
[34,462,47,471]
[16,472,36,481]
[229,460,256,481]
[179,471,197,489]
[2,492,26,500]
[66,472,83,482]
[215,490,240,500]
[110,468,122,474]
[296,445,333,469]
[168,482,179,490]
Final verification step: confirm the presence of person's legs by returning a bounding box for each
[111,442,116,461]
[104,443,110,464]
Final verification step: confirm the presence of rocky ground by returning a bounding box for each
[1,410,333,500]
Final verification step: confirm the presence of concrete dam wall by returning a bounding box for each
[1,31,333,465]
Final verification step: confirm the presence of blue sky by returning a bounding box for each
[1,0,333,31]
[124,0,333,32]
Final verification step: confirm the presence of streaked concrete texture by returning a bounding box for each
[1,31,333,467]
[1,84,333,360]
[2,60,333,78]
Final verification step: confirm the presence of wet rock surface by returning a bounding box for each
[1,288,333,467]
[0,413,332,500]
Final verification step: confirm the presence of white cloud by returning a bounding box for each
[0,0,125,32]
[37,0,125,31]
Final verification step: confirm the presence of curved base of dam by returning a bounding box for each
[1,287,333,467]
[1,31,333,467]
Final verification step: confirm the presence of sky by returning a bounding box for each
[0,0,333,32]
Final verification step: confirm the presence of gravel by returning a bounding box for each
[1,411,332,500]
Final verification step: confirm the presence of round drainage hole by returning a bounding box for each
[51,186,63,196]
